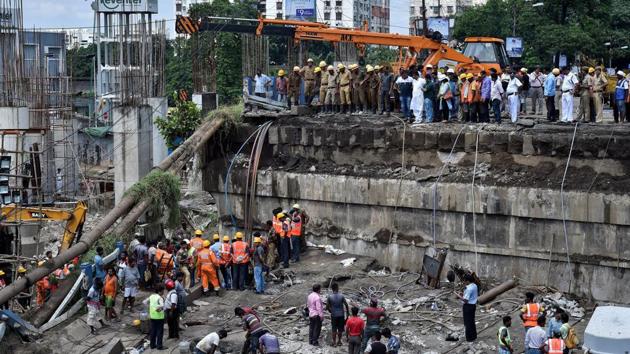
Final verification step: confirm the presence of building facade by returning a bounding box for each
[409,0,484,35]
[175,0,213,16]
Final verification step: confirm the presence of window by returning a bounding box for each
[431,6,439,15]
[336,0,342,6]
[276,2,282,10]
[176,3,182,12]
[447,6,453,13]
[336,12,342,20]
[324,12,330,20]
[276,13,283,19]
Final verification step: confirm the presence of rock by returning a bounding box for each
[193,300,210,306]
[284,307,297,315]
[517,118,535,127]
[309,165,316,172]
[340,258,356,267]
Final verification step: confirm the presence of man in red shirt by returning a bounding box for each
[361,298,387,352]
[345,306,365,354]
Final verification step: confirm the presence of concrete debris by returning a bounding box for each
[324,245,346,255]
[192,300,210,306]
[309,165,316,172]
[340,258,356,267]
[542,292,585,318]
[283,307,297,315]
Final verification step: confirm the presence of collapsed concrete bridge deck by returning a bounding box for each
[203,114,630,303]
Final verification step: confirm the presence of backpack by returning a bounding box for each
[565,325,579,349]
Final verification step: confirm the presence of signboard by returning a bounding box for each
[506,37,523,58]
[427,18,449,39]
[285,0,316,21]
[558,54,567,68]
[97,0,158,13]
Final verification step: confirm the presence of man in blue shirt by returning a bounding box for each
[544,68,559,122]
[615,71,628,123]
[480,71,492,122]
[93,246,105,281]
[456,273,478,342]
[382,327,400,354]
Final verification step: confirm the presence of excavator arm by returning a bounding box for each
[1,201,88,252]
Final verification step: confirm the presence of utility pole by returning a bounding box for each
[422,0,428,36]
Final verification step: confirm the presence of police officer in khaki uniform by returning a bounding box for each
[592,67,608,122]
[577,67,594,122]
[369,65,381,114]
[301,58,316,105]
[314,66,322,105]
[287,66,302,108]
[359,65,373,114]
[318,61,328,113]
[325,65,337,114]
[350,64,361,114]
[337,63,352,114]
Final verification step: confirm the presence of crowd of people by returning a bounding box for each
[254,59,630,125]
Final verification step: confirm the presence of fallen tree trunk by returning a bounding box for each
[478,279,518,305]
[30,272,79,327]
[0,116,226,306]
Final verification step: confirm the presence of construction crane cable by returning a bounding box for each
[560,121,578,294]
[471,128,480,275]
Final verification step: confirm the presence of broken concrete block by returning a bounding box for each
[522,135,534,155]
[283,307,297,315]
[101,338,124,354]
[517,118,535,127]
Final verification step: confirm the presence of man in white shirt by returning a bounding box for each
[506,70,523,123]
[524,316,547,353]
[195,329,228,354]
[254,70,271,98]
[490,70,504,123]
[528,66,545,115]
[560,67,579,122]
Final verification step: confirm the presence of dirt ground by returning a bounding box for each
[9,247,591,354]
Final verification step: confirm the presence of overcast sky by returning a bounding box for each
[23,0,408,35]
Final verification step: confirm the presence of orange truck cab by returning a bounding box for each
[458,37,509,74]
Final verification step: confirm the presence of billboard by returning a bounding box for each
[285,0,316,21]
[506,37,523,57]
[427,18,449,39]
[96,0,158,13]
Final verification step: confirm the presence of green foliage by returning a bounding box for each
[155,92,202,149]
[81,232,121,264]
[67,44,97,79]
[165,38,193,106]
[125,170,182,229]
[452,0,627,67]
[366,46,398,67]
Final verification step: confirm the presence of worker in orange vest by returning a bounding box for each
[190,229,205,251]
[218,235,233,289]
[276,213,291,268]
[155,244,173,280]
[520,292,544,334]
[196,240,220,296]
[35,261,50,306]
[290,214,302,263]
[544,330,565,354]
[231,232,250,291]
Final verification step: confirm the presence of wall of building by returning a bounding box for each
[202,118,630,303]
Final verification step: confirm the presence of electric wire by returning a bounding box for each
[560,121,578,294]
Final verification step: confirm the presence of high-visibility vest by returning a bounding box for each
[149,294,165,320]
[197,249,216,267]
[523,303,541,327]
[190,237,204,251]
[156,249,172,271]
[471,81,482,102]
[232,241,250,264]
[280,219,291,238]
[497,326,511,347]
[290,217,302,236]
[272,216,282,235]
[547,338,565,354]
[219,243,232,265]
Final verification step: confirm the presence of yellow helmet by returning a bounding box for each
[254,237,262,243]
[278,69,285,77]
[276,212,285,219]
[203,240,211,248]
[0,270,5,276]
[459,73,467,79]
[314,67,321,73]
[195,229,203,236]
[366,65,374,73]
[588,67,595,74]
[293,66,300,72]
[319,60,327,68]
[337,63,345,69]
[213,233,220,241]
[132,319,142,326]
[17,266,27,273]
[349,63,359,70]
[223,236,230,242]
[38,261,45,267]
[235,232,244,240]
[466,73,474,79]
[374,65,381,71]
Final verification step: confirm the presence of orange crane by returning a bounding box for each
[176,16,507,73]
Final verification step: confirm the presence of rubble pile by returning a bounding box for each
[542,292,586,318]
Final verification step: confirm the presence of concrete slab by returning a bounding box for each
[583,306,630,354]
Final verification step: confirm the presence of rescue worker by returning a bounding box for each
[576,67,594,122]
[325,65,337,114]
[197,240,220,296]
[361,298,387,352]
[252,237,266,294]
[177,240,192,289]
[275,69,287,104]
[287,66,302,108]
[231,232,250,291]
[498,315,513,354]
[360,65,373,113]
[318,61,328,113]
[338,63,352,114]
[290,203,309,254]
[210,234,222,287]
[314,66,322,106]
[16,266,31,309]
[290,215,302,263]
[35,261,50,306]
[520,292,543,335]
[461,73,474,122]
[218,235,233,289]
[187,238,197,287]
[350,64,361,113]
[544,331,565,354]
[147,283,166,350]
[370,65,381,114]
[155,243,173,281]
[592,67,608,122]
[191,229,205,251]
[301,58,316,105]
[164,279,180,339]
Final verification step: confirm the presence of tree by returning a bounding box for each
[165,38,193,106]
[155,92,202,149]
[67,44,96,79]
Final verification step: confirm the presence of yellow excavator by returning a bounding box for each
[1,201,88,252]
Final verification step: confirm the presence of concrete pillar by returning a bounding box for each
[192,92,218,117]
[148,97,168,165]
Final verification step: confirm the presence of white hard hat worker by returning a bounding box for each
[319,60,327,68]
[293,66,300,72]
[293,203,300,209]
[425,64,433,69]
[307,58,314,64]
[337,63,345,70]
[446,68,455,74]
[327,65,334,72]
[366,65,374,73]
